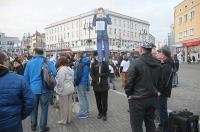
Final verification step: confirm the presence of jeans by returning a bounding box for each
[94,91,108,116]
[49,90,54,104]
[97,39,110,62]
[109,77,115,87]
[129,96,157,132]
[157,96,168,132]
[31,92,50,131]
[2,122,23,132]
[76,84,89,115]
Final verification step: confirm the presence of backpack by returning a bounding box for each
[41,58,56,90]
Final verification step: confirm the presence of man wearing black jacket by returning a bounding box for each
[90,52,110,121]
[157,48,175,132]
[125,42,163,132]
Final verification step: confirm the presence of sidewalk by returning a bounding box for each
[22,84,132,132]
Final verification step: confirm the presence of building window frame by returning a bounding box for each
[190,28,194,36]
[190,11,195,20]
[178,17,182,24]
[184,14,188,23]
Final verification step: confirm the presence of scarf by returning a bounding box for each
[0,64,9,77]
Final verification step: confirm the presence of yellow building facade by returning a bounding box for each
[174,0,200,62]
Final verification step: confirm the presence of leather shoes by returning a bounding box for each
[40,127,50,132]
[97,114,103,119]
[102,115,107,121]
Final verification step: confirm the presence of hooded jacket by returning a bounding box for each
[74,57,91,86]
[160,57,175,97]
[125,52,163,97]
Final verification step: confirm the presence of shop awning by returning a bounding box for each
[182,40,200,47]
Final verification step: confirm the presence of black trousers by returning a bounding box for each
[94,91,108,116]
[128,96,158,132]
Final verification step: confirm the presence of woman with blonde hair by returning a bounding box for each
[55,56,74,125]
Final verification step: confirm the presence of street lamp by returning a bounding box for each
[58,38,64,54]
[23,33,31,55]
[139,29,148,42]
[83,22,93,49]
[115,34,121,53]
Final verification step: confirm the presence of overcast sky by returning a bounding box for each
[0,0,183,42]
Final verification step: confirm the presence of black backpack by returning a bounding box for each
[41,58,56,90]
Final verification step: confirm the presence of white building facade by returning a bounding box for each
[45,10,153,54]
[0,32,20,53]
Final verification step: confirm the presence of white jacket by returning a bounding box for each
[55,66,74,95]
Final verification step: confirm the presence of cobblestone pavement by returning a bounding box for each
[23,63,200,131]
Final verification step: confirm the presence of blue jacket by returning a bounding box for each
[24,55,57,94]
[0,72,35,130]
[74,57,90,86]
[92,15,112,40]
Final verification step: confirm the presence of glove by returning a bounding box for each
[96,82,102,87]
[94,9,98,15]
[105,9,109,15]
[97,73,102,78]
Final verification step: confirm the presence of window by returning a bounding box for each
[190,28,194,36]
[131,32,133,38]
[131,23,133,29]
[47,37,48,42]
[0,35,1,38]
[180,8,182,12]
[119,29,121,36]
[178,17,182,24]
[114,29,116,35]
[0,41,1,44]
[109,28,112,35]
[135,32,137,38]
[52,29,53,34]
[127,31,130,37]
[127,22,129,28]
[72,23,73,29]
[58,27,59,33]
[61,26,62,32]
[123,21,125,27]
[185,5,187,10]
[135,24,137,30]
[68,33,69,38]
[58,35,59,41]
[55,28,56,33]
[123,30,125,36]
[119,20,121,26]
[184,30,188,37]
[191,0,194,5]
[184,15,188,23]
[76,22,79,28]
[64,25,65,31]
[55,36,56,41]
[77,31,79,37]
[80,20,83,27]
[178,32,182,39]
[72,32,73,38]
[114,19,116,26]
[190,11,195,19]
[64,34,66,39]
[52,36,54,41]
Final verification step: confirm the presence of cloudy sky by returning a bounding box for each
[0,0,182,42]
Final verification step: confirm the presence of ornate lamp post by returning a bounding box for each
[23,33,31,55]
[83,22,93,49]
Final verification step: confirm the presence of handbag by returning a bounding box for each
[72,94,80,113]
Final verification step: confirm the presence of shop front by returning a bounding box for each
[182,40,200,63]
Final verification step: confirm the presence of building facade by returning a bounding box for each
[174,0,200,62]
[0,32,20,53]
[45,10,154,54]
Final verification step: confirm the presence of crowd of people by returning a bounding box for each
[0,43,180,132]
